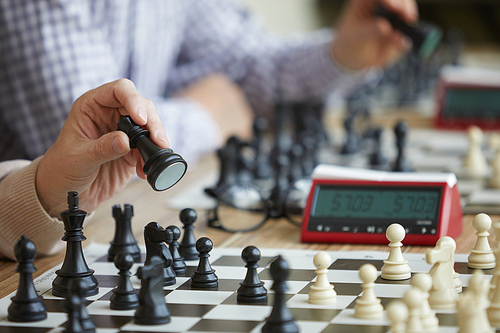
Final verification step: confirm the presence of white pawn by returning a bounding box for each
[403,287,424,333]
[354,263,383,319]
[463,125,488,179]
[468,213,495,269]
[412,273,439,332]
[387,300,408,333]
[308,252,336,305]
[468,270,494,333]
[381,223,411,280]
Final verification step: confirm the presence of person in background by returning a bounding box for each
[0,0,417,260]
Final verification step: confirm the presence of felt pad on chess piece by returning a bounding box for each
[117,115,187,191]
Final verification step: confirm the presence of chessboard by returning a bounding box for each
[0,243,491,333]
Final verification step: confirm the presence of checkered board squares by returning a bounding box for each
[0,243,495,333]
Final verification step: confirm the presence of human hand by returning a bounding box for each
[332,0,418,70]
[176,73,254,145]
[36,79,169,217]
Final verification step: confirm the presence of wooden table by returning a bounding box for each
[0,154,492,299]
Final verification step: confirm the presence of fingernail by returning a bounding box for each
[112,136,126,154]
[156,130,169,145]
[137,107,147,123]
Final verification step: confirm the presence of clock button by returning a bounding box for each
[317,225,323,231]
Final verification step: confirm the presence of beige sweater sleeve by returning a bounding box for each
[0,157,65,260]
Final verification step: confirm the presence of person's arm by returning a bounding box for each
[0,79,168,260]
[167,0,417,116]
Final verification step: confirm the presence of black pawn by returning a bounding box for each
[69,280,95,333]
[191,237,218,289]
[117,115,187,191]
[369,127,387,167]
[393,121,412,172]
[269,154,291,218]
[108,204,141,262]
[262,256,298,333]
[64,294,83,333]
[8,236,47,322]
[178,208,199,260]
[135,256,171,325]
[167,225,186,275]
[252,117,272,180]
[110,252,139,310]
[237,246,267,303]
[341,113,360,155]
[52,192,99,298]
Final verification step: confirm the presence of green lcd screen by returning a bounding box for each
[312,186,441,221]
[443,88,500,118]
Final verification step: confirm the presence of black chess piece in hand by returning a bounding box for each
[237,246,267,303]
[117,115,187,191]
[191,237,218,289]
[108,204,141,262]
[135,256,171,325]
[110,252,139,310]
[178,208,199,260]
[262,256,298,333]
[8,236,47,322]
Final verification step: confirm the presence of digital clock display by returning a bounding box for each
[443,88,500,119]
[308,185,442,234]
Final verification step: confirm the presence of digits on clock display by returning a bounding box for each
[313,186,440,220]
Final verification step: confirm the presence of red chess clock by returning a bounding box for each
[301,165,463,246]
[434,65,500,130]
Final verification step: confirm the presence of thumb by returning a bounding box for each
[86,132,131,165]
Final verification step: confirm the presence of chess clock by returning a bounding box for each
[301,165,463,246]
[434,65,500,130]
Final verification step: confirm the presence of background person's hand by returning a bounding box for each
[332,0,418,71]
[176,73,254,146]
[36,79,169,217]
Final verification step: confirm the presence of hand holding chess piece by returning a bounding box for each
[36,79,172,217]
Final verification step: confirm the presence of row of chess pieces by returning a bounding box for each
[356,213,500,332]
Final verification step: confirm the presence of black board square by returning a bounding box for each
[168,303,216,317]
[175,266,196,278]
[42,298,93,312]
[88,314,133,328]
[187,319,260,332]
[322,323,388,333]
[454,262,494,275]
[436,313,458,326]
[329,259,384,271]
[289,308,341,322]
[0,328,52,333]
[258,268,316,281]
[95,275,120,288]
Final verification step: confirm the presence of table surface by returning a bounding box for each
[0,152,492,299]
